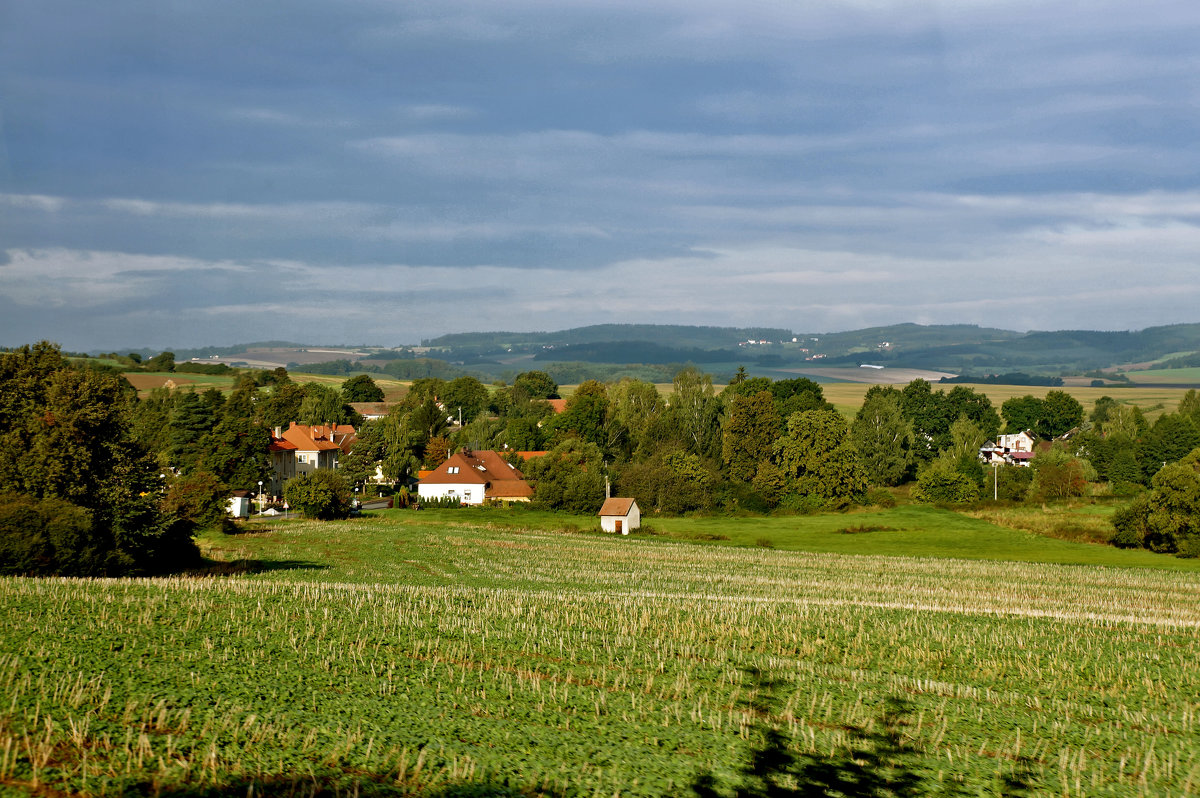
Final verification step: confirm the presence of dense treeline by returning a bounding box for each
[940,373,1064,386]
[7,342,1198,575]
[0,344,200,575]
[532,341,742,365]
[345,366,1196,556]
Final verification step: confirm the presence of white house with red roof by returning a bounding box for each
[417,449,534,505]
[980,430,1037,467]
[268,422,357,495]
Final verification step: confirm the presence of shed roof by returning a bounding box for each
[599,497,638,517]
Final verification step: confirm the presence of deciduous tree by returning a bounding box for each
[525,439,606,513]
[283,470,353,520]
[851,393,914,486]
[722,390,780,482]
[773,409,866,507]
[341,374,385,403]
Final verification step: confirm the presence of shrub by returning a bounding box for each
[716,482,770,514]
[161,471,227,529]
[777,493,826,515]
[1027,445,1094,501]
[0,494,110,576]
[863,487,897,508]
[1111,454,1200,555]
[283,471,353,520]
[912,459,980,505]
[993,466,1033,501]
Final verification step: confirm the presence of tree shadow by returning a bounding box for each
[188,558,330,576]
[692,668,1037,798]
[128,773,532,797]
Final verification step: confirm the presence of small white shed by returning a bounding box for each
[227,494,253,519]
[599,498,640,535]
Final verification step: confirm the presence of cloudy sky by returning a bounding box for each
[3,0,1200,350]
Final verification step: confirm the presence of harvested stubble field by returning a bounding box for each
[2,513,1199,796]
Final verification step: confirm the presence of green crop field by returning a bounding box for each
[1125,367,1200,386]
[2,511,1199,796]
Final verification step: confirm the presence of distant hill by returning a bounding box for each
[103,322,1200,384]
[422,324,794,350]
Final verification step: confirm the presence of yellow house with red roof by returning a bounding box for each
[268,422,356,495]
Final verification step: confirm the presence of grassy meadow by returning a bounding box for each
[2,508,1199,796]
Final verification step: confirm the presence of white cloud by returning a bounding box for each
[0,193,66,212]
[0,249,253,308]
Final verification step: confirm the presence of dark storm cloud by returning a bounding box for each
[2,0,1200,347]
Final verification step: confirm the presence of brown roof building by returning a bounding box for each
[416,449,534,505]
[599,497,640,535]
[268,422,357,494]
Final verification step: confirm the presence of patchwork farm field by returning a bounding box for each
[2,512,1199,796]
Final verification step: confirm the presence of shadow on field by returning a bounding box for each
[190,558,330,576]
[130,775,531,797]
[691,668,1038,798]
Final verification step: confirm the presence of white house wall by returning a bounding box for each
[418,481,486,505]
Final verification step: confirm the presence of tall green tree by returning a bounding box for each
[512,371,559,401]
[944,386,1001,440]
[770,377,832,419]
[525,438,607,513]
[1101,404,1147,439]
[551,380,610,448]
[899,379,949,460]
[202,382,272,491]
[851,393,914,486]
[341,374,385,403]
[1001,395,1044,434]
[440,376,489,424]
[1039,390,1084,439]
[167,391,215,474]
[258,381,306,430]
[1138,413,1200,481]
[298,383,360,426]
[0,343,197,574]
[722,390,780,482]
[609,378,667,460]
[1178,389,1200,427]
[670,366,722,458]
[339,420,386,487]
[772,409,866,507]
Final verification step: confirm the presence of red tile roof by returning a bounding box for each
[273,422,356,453]
[419,449,534,500]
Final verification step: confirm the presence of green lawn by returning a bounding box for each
[374,504,1200,572]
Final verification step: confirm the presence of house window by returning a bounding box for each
[448,466,459,474]
[463,491,471,501]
